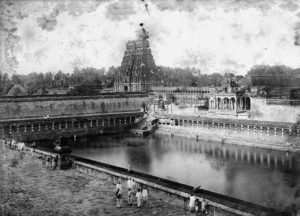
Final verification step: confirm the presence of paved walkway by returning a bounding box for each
[0,145,191,216]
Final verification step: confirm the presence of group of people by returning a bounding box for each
[42,155,59,169]
[189,193,210,215]
[115,178,149,208]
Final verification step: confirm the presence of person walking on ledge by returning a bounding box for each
[142,186,148,205]
[136,188,142,208]
[189,193,196,212]
[128,188,133,205]
[115,181,122,208]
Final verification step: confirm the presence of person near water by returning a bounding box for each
[189,193,196,212]
[201,199,208,215]
[53,155,58,169]
[128,188,133,205]
[195,198,200,212]
[116,187,122,208]
[31,142,37,157]
[136,188,142,208]
[127,178,132,190]
[142,186,148,204]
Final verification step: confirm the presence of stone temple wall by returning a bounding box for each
[0,94,148,120]
[151,98,300,123]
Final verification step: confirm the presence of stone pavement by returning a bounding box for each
[0,145,191,216]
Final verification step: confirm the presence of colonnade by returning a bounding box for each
[158,118,300,136]
[209,96,251,111]
[0,114,139,139]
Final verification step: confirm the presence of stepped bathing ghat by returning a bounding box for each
[1,25,300,215]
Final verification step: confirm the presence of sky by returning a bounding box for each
[1,0,300,75]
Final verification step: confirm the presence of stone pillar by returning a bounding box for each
[31,124,34,132]
[38,124,41,132]
[16,125,19,133]
[90,120,93,127]
[52,122,55,130]
[24,125,27,133]
[59,123,61,130]
[9,125,12,134]
[96,119,99,127]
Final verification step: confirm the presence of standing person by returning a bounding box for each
[136,188,142,208]
[115,187,122,208]
[189,193,196,212]
[46,156,51,168]
[132,179,136,191]
[115,181,122,208]
[195,198,200,212]
[201,199,208,215]
[53,155,58,169]
[127,178,132,190]
[142,186,148,205]
[128,188,133,205]
[31,142,37,157]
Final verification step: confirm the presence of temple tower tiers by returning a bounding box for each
[115,28,156,92]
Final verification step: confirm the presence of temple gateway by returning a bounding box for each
[114,27,156,93]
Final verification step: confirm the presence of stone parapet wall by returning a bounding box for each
[151,97,300,124]
[0,94,148,120]
[72,156,284,216]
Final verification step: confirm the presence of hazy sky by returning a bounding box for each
[1,0,300,75]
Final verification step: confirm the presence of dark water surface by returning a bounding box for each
[68,134,299,210]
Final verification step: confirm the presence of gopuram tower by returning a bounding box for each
[114,25,156,93]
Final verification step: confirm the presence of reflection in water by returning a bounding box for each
[69,134,300,210]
